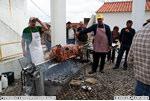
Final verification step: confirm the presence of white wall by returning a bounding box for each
[0,0,28,79]
[102,11,150,31]
[0,0,27,60]
[0,0,27,40]
[0,58,22,79]
[103,12,132,31]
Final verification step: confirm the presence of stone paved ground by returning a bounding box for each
[57,62,135,100]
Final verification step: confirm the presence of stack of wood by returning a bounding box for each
[49,44,82,62]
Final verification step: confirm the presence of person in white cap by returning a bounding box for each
[78,14,112,74]
[21,17,48,65]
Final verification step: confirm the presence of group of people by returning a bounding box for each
[67,17,136,74]
[21,17,150,96]
[76,16,150,96]
[66,21,87,45]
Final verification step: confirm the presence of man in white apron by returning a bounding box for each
[21,17,48,65]
[78,15,112,74]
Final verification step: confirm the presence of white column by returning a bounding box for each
[132,0,146,30]
[51,0,66,46]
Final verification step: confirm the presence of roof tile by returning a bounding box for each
[97,1,150,13]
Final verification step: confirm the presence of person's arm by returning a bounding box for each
[76,24,96,37]
[76,24,97,37]
[133,29,136,36]
[21,30,27,56]
[127,38,135,67]
[106,25,112,47]
[36,18,48,31]
[80,24,96,34]
[47,32,51,42]
[21,38,26,57]
[119,29,124,43]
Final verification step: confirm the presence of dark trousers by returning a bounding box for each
[135,80,150,96]
[107,49,116,63]
[111,49,116,63]
[67,39,75,44]
[107,51,111,61]
[45,40,51,51]
[115,45,130,67]
[92,52,107,72]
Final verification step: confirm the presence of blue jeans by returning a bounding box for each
[67,39,75,44]
[115,45,130,67]
[45,40,51,51]
[135,80,150,96]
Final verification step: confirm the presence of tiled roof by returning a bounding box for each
[97,1,150,13]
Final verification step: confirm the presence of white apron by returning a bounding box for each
[93,26,109,53]
[29,32,44,65]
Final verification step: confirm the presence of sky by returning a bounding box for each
[27,0,103,22]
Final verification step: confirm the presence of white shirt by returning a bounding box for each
[68,28,75,39]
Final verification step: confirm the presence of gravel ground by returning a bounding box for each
[57,62,135,100]
[0,79,22,96]
[0,61,135,100]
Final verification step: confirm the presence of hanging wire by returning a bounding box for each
[30,0,50,18]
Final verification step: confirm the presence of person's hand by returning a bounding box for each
[108,46,112,50]
[76,32,80,37]
[125,29,130,32]
[35,17,40,22]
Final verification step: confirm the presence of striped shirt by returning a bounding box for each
[128,23,150,85]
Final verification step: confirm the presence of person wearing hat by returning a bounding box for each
[21,17,48,65]
[66,21,76,44]
[78,14,112,74]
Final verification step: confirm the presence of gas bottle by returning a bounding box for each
[1,75,8,89]
[0,75,2,92]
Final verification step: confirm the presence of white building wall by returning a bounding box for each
[103,12,132,31]
[0,0,27,58]
[132,0,146,30]
[102,11,150,31]
[0,0,27,42]
[0,0,27,79]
